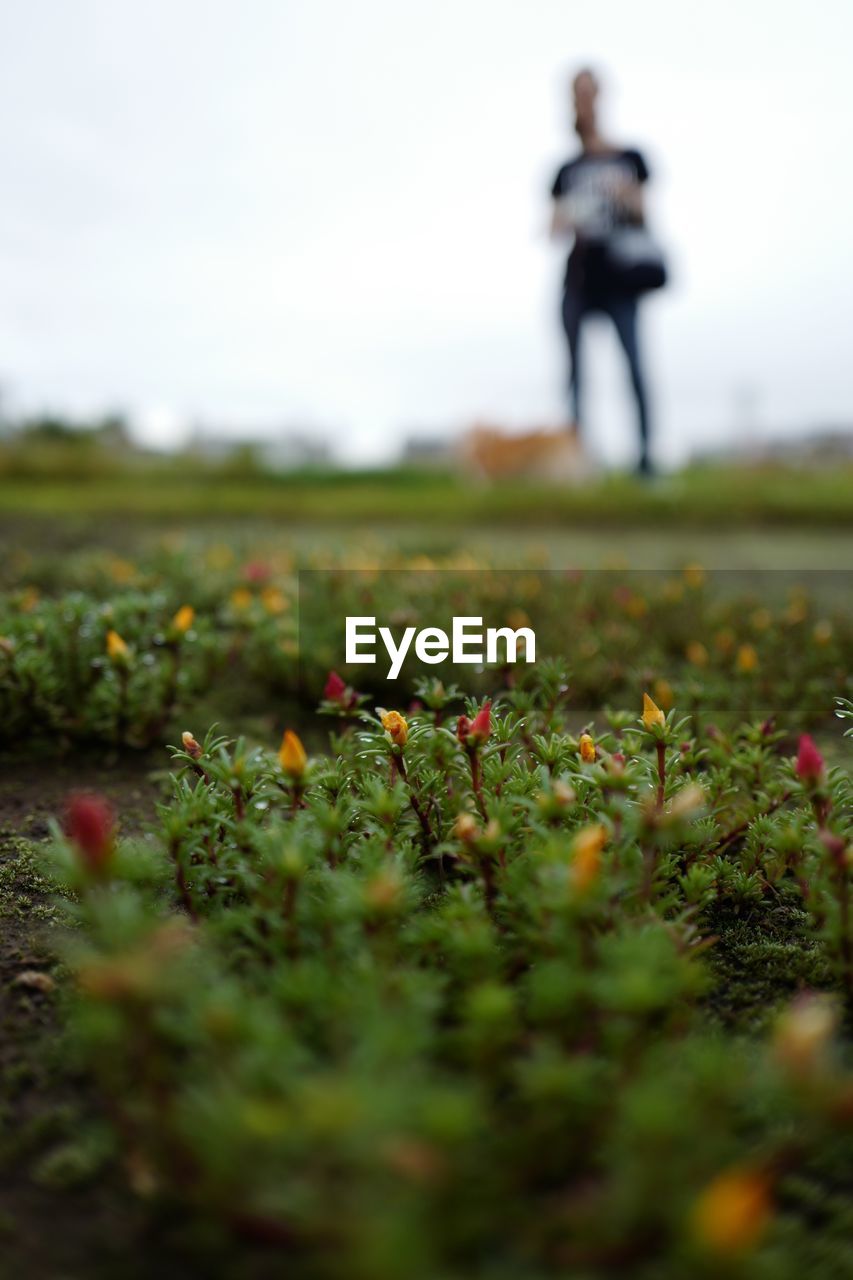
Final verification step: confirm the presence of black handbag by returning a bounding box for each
[605,226,668,294]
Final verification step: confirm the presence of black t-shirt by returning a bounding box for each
[551,147,649,296]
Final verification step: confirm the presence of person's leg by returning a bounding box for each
[561,289,585,430]
[607,296,652,473]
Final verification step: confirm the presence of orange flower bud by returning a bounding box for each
[690,1166,772,1255]
[172,604,194,633]
[181,730,202,759]
[683,562,706,588]
[106,629,129,661]
[736,643,759,674]
[570,823,607,892]
[230,587,253,611]
[773,993,837,1079]
[381,710,409,748]
[813,619,833,645]
[578,733,596,763]
[453,812,479,842]
[279,730,307,779]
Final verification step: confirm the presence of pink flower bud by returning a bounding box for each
[796,735,825,785]
[324,670,347,701]
[468,702,492,745]
[819,829,847,866]
[243,560,271,583]
[64,793,115,876]
[457,703,492,748]
[323,670,357,709]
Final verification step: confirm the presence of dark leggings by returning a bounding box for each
[561,289,651,471]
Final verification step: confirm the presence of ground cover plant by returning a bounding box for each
[0,525,851,1278]
[37,681,853,1279]
[1,552,850,748]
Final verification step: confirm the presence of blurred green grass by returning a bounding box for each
[1,461,852,526]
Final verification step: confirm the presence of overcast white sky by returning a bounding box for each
[2,0,852,465]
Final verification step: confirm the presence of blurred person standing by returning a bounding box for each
[551,69,665,476]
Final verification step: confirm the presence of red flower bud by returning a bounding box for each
[456,714,472,744]
[324,670,347,701]
[64,793,115,876]
[323,670,357,709]
[457,703,492,748]
[468,701,492,745]
[243,560,271,583]
[819,829,847,866]
[796,734,825,785]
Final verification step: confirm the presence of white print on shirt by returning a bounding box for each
[560,158,636,240]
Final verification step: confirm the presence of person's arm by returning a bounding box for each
[616,150,650,224]
[549,165,574,239]
[550,198,575,239]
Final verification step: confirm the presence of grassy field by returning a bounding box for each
[1,460,851,1278]
[2,457,852,575]
[1,459,852,528]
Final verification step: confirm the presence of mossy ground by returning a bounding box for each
[0,764,154,1278]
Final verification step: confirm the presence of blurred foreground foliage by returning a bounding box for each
[42,682,853,1278]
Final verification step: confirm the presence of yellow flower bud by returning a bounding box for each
[279,729,307,779]
[261,586,288,615]
[773,994,838,1079]
[686,641,709,667]
[578,733,596,764]
[715,627,736,655]
[381,710,409,748]
[813,619,833,646]
[364,867,405,915]
[230,587,253,611]
[570,824,607,892]
[667,783,706,819]
[690,1166,772,1255]
[642,692,666,731]
[106,629,129,661]
[172,604,194,633]
[181,730,202,759]
[736,643,759,674]
[552,780,577,806]
[453,812,478,842]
